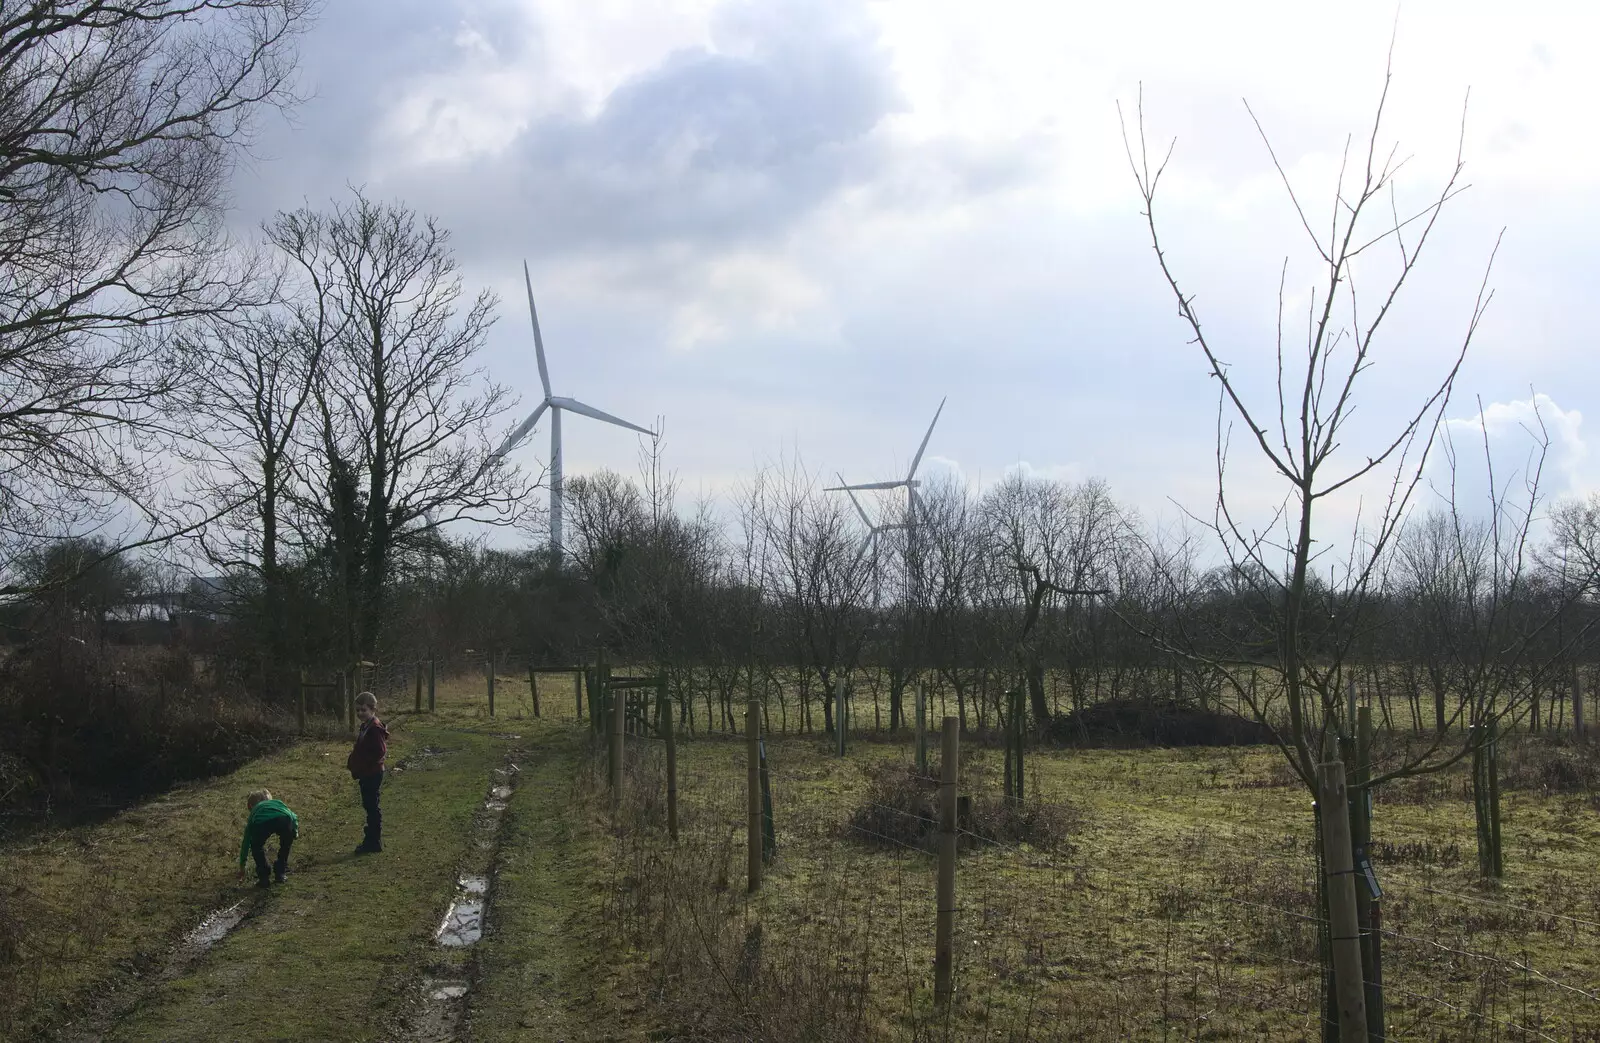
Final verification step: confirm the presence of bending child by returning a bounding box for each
[347,691,389,854]
[238,789,299,888]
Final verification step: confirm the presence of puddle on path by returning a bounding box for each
[408,748,521,1042]
[423,977,470,1001]
[183,902,247,951]
[436,899,484,947]
[393,746,449,774]
[411,977,470,1043]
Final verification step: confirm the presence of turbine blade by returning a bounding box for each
[837,473,874,528]
[907,396,947,481]
[851,532,873,573]
[550,396,655,437]
[493,400,549,458]
[524,261,552,398]
[822,480,906,492]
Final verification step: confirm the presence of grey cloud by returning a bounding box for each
[390,0,903,261]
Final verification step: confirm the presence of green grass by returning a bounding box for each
[0,674,580,1042]
[466,728,638,1042]
[572,729,1600,1041]
[9,665,1600,1041]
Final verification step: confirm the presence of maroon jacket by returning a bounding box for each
[347,718,389,779]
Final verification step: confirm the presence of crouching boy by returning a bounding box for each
[238,789,299,887]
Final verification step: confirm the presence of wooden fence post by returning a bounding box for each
[1487,720,1503,877]
[427,653,436,713]
[661,679,678,842]
[297,670,307,735]
[1003,691,1014,801]
[935,716,959,1005]
[487,650,496,717]
[574,669,583,720]
[414,662,422,713]
[528,665,541,718]
[1355,707,1383,1041]
[915,683,928,774]
[1317,761,1368,1043]
[608,673,625,812]
[747,698,762,892]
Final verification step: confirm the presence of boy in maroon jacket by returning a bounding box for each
[347,691,389,854]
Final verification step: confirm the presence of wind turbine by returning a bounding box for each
[826,397,947,538]
[839,474,905,608]
[491,262,656,565]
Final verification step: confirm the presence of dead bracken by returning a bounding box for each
[846,761,1079,853]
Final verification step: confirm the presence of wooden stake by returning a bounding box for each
[935,716,959,1005]
[427,653,435,713]
[1013,687,1025,803]
[915,683,928,774]
[487,650,496,717]
[414,662,422,713]
[747,698,762,893]
[662,680,678,842]
[528,666,540,718]
[1317,761,1368,1043]
[1356,707,1382,1041]
[1488,720,1503,877]
[574,669,583,720]
[609,672,624,812]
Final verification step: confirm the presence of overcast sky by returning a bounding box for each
[229,0,1600,548]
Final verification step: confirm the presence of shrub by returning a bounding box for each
[846,761,1078,853]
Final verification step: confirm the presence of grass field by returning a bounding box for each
[4,666,1599,1041]
[579,723,1600,1041]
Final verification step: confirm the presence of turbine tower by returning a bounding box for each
[491,262,655,564]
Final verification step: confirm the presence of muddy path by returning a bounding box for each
[402,746,524,1043]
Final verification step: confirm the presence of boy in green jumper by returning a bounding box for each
[238,789,299,888]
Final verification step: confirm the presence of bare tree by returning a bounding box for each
[273,191,536,662]
[0,0,312,556]
[178,300,324,671]
[1121,57,1497,786]
[762,454,869,734]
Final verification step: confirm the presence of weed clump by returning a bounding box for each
[1499,739,1600,795]
[846,762,1078,853]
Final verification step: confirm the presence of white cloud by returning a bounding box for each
[223,0,1600,555]
[1428,394,1589,518]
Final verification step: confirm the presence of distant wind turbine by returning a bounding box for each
[838,473,905,607]
[491,262,656,564]
[825,397,947,536]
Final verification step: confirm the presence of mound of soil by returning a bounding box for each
[1051,698,1273,748]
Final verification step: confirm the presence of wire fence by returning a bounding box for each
[575,692,1600,1042]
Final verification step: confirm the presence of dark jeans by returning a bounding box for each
[249,815,295,883]
[358,771,383,847]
